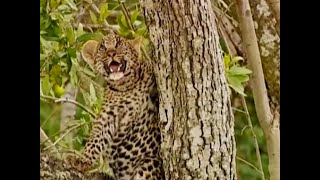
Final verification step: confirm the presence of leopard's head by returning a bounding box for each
[81,33,143,91]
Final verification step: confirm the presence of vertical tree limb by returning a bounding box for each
[235,0,280,180]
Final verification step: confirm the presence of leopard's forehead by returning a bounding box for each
[100,34,129,50]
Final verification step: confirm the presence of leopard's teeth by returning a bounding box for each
[117,64,122,71]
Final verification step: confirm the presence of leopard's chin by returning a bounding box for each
[109,72,124,80]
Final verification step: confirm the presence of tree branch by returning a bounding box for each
[43,123,85,151]
[236,156,262,174]
[235,0,280,179]
[118,1,135,31]
[40,127,58,153]
[40,95,97,118]
[40,150,107,180]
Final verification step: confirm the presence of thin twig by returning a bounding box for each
[118,1,135,30]
[42,120,86,146]
[40,127,60,156]
[40,95,97,118]
[241,96,266,180]
[236,156,262,174]
[232,107,246,114]
[117,1,152,63]
[43,123,85,151]
[40,127,54,147]
[90,3,120,33]
[41,106,58,128]
[40,57,51,72]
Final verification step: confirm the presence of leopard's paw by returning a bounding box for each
[66,155,92,173]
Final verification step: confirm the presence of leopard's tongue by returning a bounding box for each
[109,62,121,72]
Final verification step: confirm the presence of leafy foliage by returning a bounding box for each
[223,54,252,96]
[40,0,268,179]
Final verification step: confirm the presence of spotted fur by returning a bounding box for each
[68,33,164,180]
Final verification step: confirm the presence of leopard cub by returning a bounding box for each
[68,32,164,180]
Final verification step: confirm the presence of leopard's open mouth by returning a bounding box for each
[106,60,127,80]
[108,60,126,73]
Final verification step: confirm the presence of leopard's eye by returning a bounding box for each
[99,45,106,51]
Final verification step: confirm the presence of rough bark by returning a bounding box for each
[140,0,237,179]
[215,9,244,57]
[264,0,279,35]
[235,0,280,180]
[250,0,280,113]
[40,151,107,180]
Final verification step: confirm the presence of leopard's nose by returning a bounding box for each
[107,50,116,57]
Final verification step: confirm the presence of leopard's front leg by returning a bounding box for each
[68,110,117,173]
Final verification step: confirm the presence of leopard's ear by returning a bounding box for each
[81,40,99,66]
[130,36,143,56]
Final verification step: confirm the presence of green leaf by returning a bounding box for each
[99,3,109,22]
[89,83,97,104]
[40,35,52,49]
[76,23,85,38]
[229,66,252,75]
[224,54,231,70]
[70,56,78,64]
[130,9,140,24]
[232,75,249,83]
[82,67,96,77]
[117,15,128,31]
[135,25,146,36]
[65,23,75,45]
[121,14,129,29]
[82,92,91,107]
[76,32,104,43]
[56,4,70,11]
[227,75,246,96]
[40,54,47,61]
[50,64,63,85]
[40,15,51,31]
[50,0,59,9]
[42,75,53,95]
[227,74,249,83]
[40,31,47,35]
[64,0,77,11]
[75,136,83,145]
[67,48,77,58]
[230,56,244,65]
[57,51,67,58]
[89,10,97,24]
[69,64,78,85]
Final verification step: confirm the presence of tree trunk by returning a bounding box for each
[140,0,237,179]
[60,83,78,148]
[250,0,280,112]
